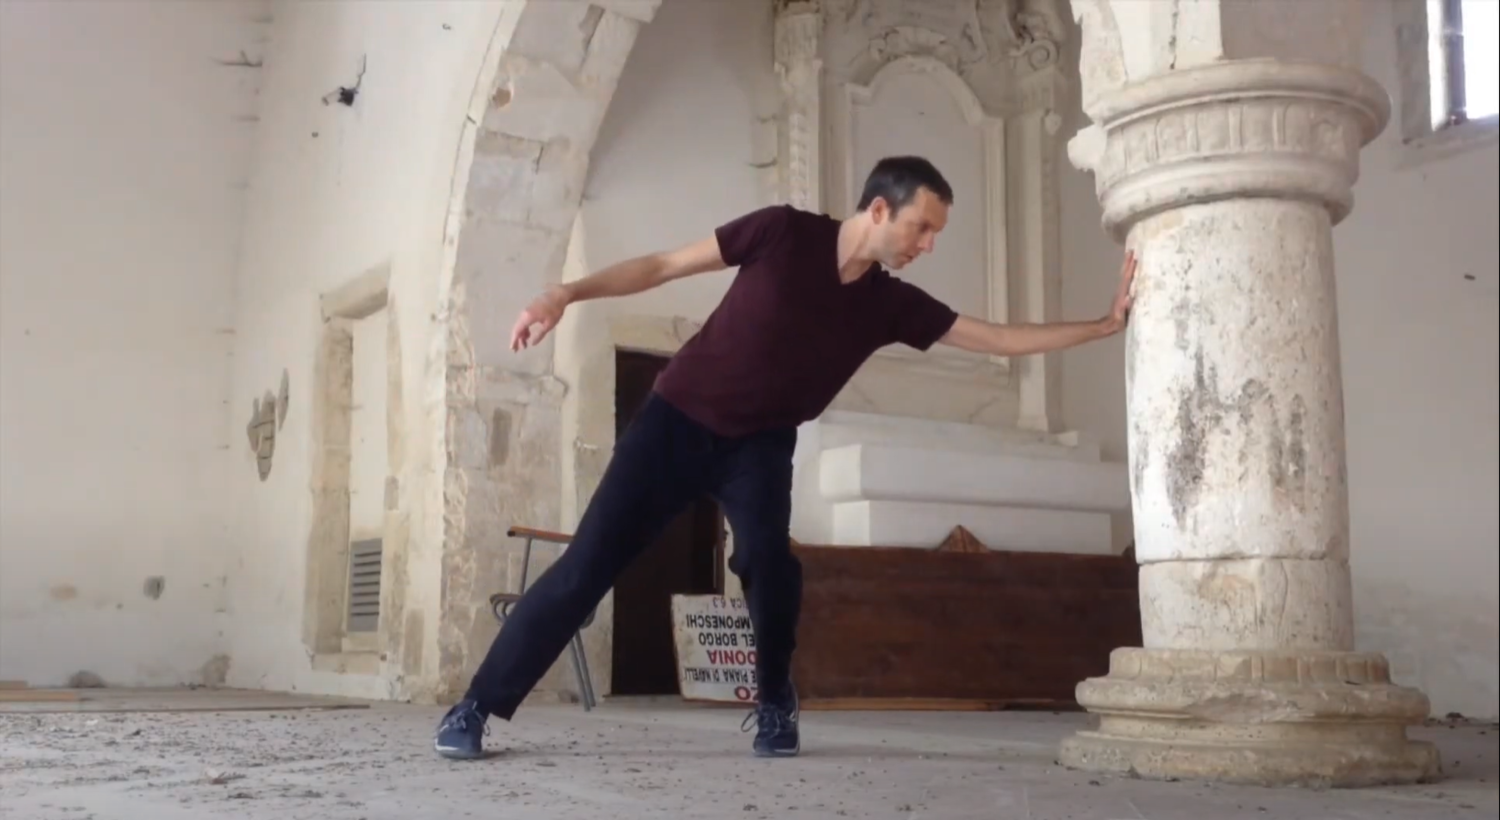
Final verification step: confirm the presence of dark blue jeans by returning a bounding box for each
[465,392,802,719]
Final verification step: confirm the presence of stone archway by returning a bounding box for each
[433,0,663,702]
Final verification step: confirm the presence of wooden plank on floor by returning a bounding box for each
[801,697,1082,712]
[803,698,1008,712]
[0,689,82,702]
[0,687,369,714]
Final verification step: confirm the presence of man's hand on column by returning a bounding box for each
[1100,249,1137,335]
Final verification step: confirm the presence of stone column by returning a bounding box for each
[1056,55,1440,788]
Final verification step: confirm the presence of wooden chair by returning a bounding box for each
[487,526,598,711]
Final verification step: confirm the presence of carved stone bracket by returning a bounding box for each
[1004,8,1063,74]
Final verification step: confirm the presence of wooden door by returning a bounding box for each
[610,350,724,696]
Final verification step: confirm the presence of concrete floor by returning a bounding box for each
[0,690,1494,820]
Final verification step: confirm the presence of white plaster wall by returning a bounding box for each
[0,0,265,687]
[1339,0,1498,720]
[223,0,507,698]
[349,312,389,540]
[1058,0,1499,718]
[570,0,778,355]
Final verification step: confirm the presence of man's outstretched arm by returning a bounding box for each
[510,236,727,351]
[559,236,727,302]
[937,249,1137,357]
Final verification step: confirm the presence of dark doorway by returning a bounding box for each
[610,349,725,696]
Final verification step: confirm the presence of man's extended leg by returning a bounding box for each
[435,394,709,759]
[711,426,802,758]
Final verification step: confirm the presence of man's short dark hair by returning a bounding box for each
[855,156,953,213]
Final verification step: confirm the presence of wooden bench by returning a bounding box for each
[491,524,1141,711]
[788,530,1141,708]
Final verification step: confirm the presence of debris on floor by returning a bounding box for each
[0,691,1493,820]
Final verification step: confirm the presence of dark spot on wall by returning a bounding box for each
[489,409,512,467]
[1125,324,1149,496]
[1163,339,1304,526]
[1171,278,1195,352]
[1131,421,1150,499]
[143,576,166,600]
[200,654,231,687]
[580,5,605,51]
[68,670,104,688]
[322,55,366,107]
[1165,350,1216,526]
[1232,378,1269,474]
[1268,394,1308,505]
[1235,380,1267,422]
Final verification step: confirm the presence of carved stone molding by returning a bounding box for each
[775,2,824,210]
[1072,59,1391,241]
[867,25,963,74]
[1060,647,1440,787]
[1099,647,1410,690]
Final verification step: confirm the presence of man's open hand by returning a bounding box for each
[1100,249,1137,335]
[509,286,570,351]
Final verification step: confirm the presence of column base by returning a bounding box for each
[1057,648,1442,788]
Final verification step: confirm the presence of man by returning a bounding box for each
[435,155,1137,760]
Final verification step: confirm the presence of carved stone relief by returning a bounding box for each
[1001,5,1063,73]
[774,3,824,210]
[843,0,989,70]
[246,377,287,482]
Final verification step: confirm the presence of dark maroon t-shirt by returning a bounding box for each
[652,204,959,437]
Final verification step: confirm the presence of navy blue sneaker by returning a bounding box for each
[742,684,800,757]
[434,699,488,760]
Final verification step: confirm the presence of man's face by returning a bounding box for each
[870,187,948,270]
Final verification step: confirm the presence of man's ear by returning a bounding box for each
[869,197,889,224]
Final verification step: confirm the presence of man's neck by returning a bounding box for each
[835,215,878,284]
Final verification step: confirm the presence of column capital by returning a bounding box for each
[1069,59,1390,242]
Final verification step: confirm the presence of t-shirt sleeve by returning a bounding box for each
[887,279,960,351]
[714,205,791,268]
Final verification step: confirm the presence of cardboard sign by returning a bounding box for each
[670,594,759,704]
